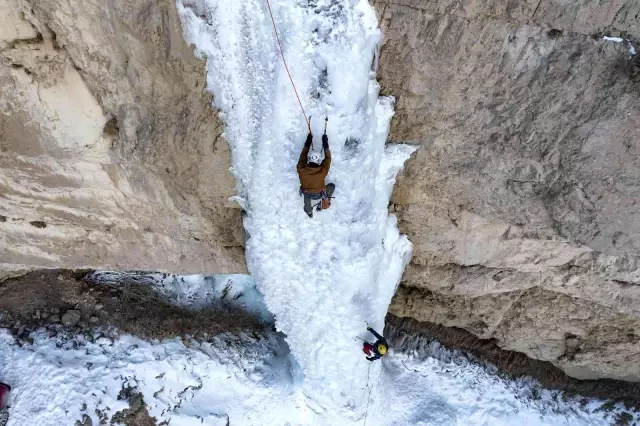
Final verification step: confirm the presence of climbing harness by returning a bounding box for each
[311,195,334,212]
[302,188,333,212]
[265,0,311,132]
[319,196,332,211]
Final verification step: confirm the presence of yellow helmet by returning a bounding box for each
[377,344,388,355]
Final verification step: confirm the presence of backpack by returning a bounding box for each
[0,384,9,410]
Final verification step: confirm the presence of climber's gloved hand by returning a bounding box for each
[322,134,329,149]
[305,133,313,147]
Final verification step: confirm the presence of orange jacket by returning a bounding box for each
[297,134,331,194]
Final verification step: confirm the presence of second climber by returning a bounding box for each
[363,326,388,362]
[297,126,334,218]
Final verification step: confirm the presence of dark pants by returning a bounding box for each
[303,183,335,216]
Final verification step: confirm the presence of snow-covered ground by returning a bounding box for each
[383,337,639,426]
[1,325,636,426]
[176,0,413,421]
[0,328,296,426]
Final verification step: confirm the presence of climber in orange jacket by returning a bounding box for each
[297,129,334,218]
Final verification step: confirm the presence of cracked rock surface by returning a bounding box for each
[2,0,640,385]
[375,0,640,381]
[0,0,245,275]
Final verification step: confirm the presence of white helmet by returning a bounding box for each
[307,151,322,165]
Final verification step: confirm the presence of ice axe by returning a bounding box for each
[324,116,328,135]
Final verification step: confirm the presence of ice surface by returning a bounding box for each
[176,0,414,421]
[1,327,635,426]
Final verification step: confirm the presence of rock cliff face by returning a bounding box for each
[0,0,245,276]
[3,0,640,384]
[375,0,640,381]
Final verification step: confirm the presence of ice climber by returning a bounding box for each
[363,326,388,362]
[0,382,10,426]
[297,128,334,218]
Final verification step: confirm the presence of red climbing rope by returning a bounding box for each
[265,0,311,132]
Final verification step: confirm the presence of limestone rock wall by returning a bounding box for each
[3,0,640,384]
[0,0,245,274]
[375,0,640,381]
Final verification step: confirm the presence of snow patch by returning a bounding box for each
[603,36,624,43]
[602,35,637,56]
